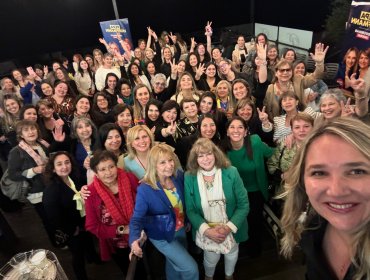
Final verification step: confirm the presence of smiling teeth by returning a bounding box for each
[329,203,353,209]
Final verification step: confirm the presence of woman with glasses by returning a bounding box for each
[222,116,275,258]
[150,73,176,103]
[264,43,328,120]
[185,138,249,280]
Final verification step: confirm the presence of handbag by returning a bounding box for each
[0,169,30,202]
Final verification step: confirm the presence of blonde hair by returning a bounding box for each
[186,138,230,174]
[280,117,370,280]
[142,143,180,190]
[126,125,154,159]
[133,84,152,121]
[215,80,234,110]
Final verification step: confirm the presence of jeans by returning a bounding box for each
[150,228,199,280]
[203,243,239,277]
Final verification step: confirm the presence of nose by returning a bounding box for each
[326,174,351,197]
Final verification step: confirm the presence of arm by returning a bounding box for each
[146,27,152,50]
[256,43,268,83]
[205,21,213,56]
[350,76,369,117]
[129,186,149,246]
[303,43,329,88]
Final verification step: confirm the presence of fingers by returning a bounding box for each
[346,98,351,107]
[350,73,356,80]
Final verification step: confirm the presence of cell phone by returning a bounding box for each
[26,66,36,76]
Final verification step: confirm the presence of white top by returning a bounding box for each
[95,67,121,91]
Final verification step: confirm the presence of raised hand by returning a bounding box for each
[98,37,107,44]
[195,63,206,79]
[350,74,366,95]
[147,26,152,35]
[151,29,158,41]
[169,59,178,75]
[52,125,65,142]
[310,43,329,64]
[43,65,49,76]
[205,21,213,36]
[191,37,197,49]
[340,98,355,117]
[257,106,269,124]
[169,32,177,44]
[166,121,177,136]
[256,42,267,61]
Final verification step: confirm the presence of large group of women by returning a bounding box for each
[0,21,370,280]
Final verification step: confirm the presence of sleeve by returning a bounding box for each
[267,144,283,174]
[129,185,149,246]
[8,148,30,181]
[95,69,105,91]
[227,167,249,231]
[184,174,209,235]
[85,189,117,239]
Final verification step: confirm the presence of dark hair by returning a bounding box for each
[93,92,112,111]
[44,151,80,185]
[199,91,217,113]
[90,149,118,173]
[112,103,134,122]
[197,113,220,142]
[19,104,37,121]
[145,99,163,127]
[282,48,297,61]
[128,63,144,86]
[223,116,253,160]
[256,33,268,44]
[293,60,307,75]
[278,91,305,114]
[74,95,91,113]
[104,73,119,91]
[180,98,197,110]
[194,43,211,63]
[160,100,180,123]
[96,123,126,152]
[78,59,94,79]
[34,64,43,71]
[186,52,200,72]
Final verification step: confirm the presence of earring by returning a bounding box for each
[298,201,310,224]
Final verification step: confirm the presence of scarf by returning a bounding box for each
[93,169,134,227]
[18,140,47,166]
[67,176,85,217]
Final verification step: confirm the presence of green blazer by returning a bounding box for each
[184,166,249,243]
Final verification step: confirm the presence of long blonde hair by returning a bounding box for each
[280,117,370,280]
[126,125,154,159]
[142,143,180,190]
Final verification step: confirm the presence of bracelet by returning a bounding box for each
[117,225,125,235]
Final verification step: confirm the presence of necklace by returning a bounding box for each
[136,155,146,170]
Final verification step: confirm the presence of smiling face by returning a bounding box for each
[2,78,14,91]
[117,108,132,127]
[320,97,342,120]
[237,103,253,121]
[153,79,166,93]
[135,87,150,107]
[182,101,198,118]
[53,154,72,179]
[177,61,186,74]
[291,119,313,142]
[41,83,53,96]
[23,108,38,122]
[20,125,38,144]
[80,60,89,70]
[358,52,369,70]
[156,155,175,180]
[179,74,193,91]
[284,50,296,63]
[145,49,154,60]
[38,104,54,119]
[212,49,222,60]
[232,82,248,101]
[304,134,370,234]
[55,69,65,81]
[52,62,61,72]
[205,64,216,78]
[227,119,247,144]
[219,61,231,75]
[96,95,109,111]
[197,150,215,171]
[132,129,151,153]
[103,56,113,67]
[107,75,117,89]
[5,99,20,115]
[54,82,68,97]
[267,47,278,61]
[95,159,118,186]
[130,64,139,76]
[281,96,299,113]
[189,54,198,67]
[199,96,213,114]
[200,117,216,139]
[12,70,23,81]
[105,129,122,153]
[162,107,177,123]
[197,44,206,56]
[216,82,229,100]
[120,84,131,97]
[345,50,357,69]
[147,63,156,75]
[294,62,306,76]
[276,63,293,83]
[163,48,172,60]
[94,51,103,62]
[76,120,92,141]
[237,36,245,48]
[147,104,160,122]
[75,98,90,115]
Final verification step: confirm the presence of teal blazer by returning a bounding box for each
[184,166,249,243]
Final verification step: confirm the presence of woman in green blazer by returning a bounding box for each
[223,116,275,258]
[185,138,249,280]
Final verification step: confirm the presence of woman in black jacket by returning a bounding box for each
[43,151,98,280]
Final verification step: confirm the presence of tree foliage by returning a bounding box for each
[324,0,352,44]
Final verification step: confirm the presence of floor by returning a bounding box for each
[0,203,306,280]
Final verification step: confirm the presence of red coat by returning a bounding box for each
[85,169,139,261]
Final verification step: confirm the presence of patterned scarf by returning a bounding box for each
[92,168,135,226]
[18,140,48,166]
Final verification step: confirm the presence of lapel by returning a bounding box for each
[221,168,233,203]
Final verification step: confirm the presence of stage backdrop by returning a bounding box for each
[99,18,133,55]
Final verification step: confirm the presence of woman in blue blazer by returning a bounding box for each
[129,143,198,280]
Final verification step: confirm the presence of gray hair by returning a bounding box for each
[319,88,347,107]
[151,73,167,87]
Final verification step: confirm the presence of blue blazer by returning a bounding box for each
[129,170,185,245]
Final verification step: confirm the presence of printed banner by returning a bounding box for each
[343,1,370,52]
[99,18,133,55]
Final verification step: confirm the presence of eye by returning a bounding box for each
[348,169,367,175]
[309,170,326,177]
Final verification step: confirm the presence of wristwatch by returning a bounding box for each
[117,225,125,235]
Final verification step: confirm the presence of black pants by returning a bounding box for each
[67,232,89,280]
[245,191,264,257]
[33,202,57,247]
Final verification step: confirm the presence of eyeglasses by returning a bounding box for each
[278,68,292,73]
[155,82,166,87]
[208,199,226,207]
[219,64,228,69]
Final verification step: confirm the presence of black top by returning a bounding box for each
[43,175,85,237]
[300,217,356,280]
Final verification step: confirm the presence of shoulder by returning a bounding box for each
[250,134,262,143]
